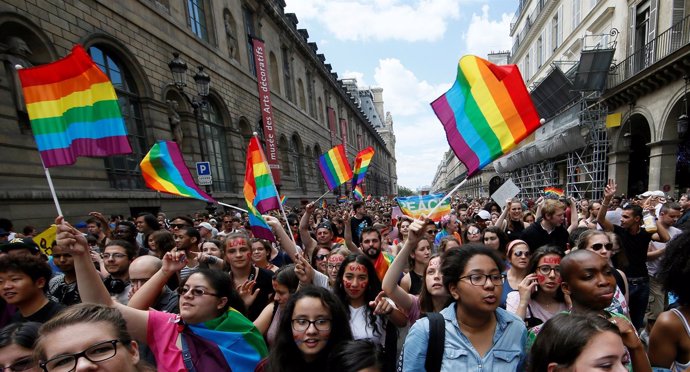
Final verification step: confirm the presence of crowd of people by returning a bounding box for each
[0,180,689,371]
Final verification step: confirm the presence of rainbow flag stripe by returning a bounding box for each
[244,136,279,241]
[318,144,353,190]
[353,185,364,200]
[544,187,564,197]
[431,55,540,176]
[140,140,215,203]
[352,147,375,187]
[396,194,451,222]
[280,195,287,206]
[17,45,132,167]
[374,252,395,281]
[321,199,328,209]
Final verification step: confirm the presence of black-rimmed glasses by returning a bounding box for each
[1,356,35,372]
[291,318,332,332]
[459,273,505,286]
[40,340,120,372]
[177,286,219,297]
[536,265,561,276]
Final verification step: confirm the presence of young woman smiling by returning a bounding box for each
[399,237,431,295]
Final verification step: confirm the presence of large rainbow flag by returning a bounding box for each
[244,136,280,241]
[396,194,451,222]
[17,45,132,167]
[170,308,267,372]
[431,55,540,176]
[318,144,353,190]
[352,146,375,187]
[139,140,215,203]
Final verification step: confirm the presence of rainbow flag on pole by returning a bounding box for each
[353,185,364,200]
[396,194,451,222]
[318,144,353,190]
[544,187,564,198]
[244,136,280,241]
[352,147,375,187]
[17,45,132,167]
[140,140,215,203]
[431,55,540,177]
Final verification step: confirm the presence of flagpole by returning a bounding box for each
[41,160,63,216]
[277,202,297,245]
[313,190,331,204]
[217,201,248,213]
[425,177,469,218]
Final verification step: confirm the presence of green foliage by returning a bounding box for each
[397,185,415,197]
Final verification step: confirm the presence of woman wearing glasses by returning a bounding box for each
[506,246,567,327]
[54,216,268,372]
[574,230,630,317]
[35,304,152,372]
[500,240,531,308]
[256,286,352,372]
[402,244,527,370]
[462,224,483,243]
[0,322,40,372]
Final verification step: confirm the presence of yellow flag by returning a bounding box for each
[33,225,57,255]
[606,112,622,128]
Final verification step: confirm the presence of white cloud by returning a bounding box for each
[342,70,368,87]
[373,58,449,117]
[285,0,461,42]
[465,4,512,58]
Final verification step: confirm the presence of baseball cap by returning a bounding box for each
[639,190,665,198]
[475,210,491,221]
[0,237,40,254]
[198,222,213,231]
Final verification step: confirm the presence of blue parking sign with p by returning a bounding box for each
[196,162,211,176]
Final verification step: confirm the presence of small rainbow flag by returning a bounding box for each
[353,185,364,200]
[321,199,328,209]
[396,194,451,222]
[318,144,353,190]
[17,45,132,167]
[431,55,540,177]
[140,140,215,203]
[544,187,564,198]
[374,252,395,281]
[352,147,375,187]
[280,195,287,206]
[244,136,280,241]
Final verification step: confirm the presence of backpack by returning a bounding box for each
[397,312,446,372]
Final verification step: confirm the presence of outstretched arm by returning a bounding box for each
[567,197,579,233]
[129,249,187,310]
[597,180,616,232]
[265,215,300,262]
[343,210,363,254]
[382,219,425,313]
[299,202,317,259]
[494,199,511,231]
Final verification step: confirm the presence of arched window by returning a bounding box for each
[238,117,252,154]
[290,134,304,189]
[269,51,281,93]
[200,99,232,192]
[89,46,147,190]
[314,143,325,192]
[317,97,324,124]
[279,136,290,176]
[297,78,306,110]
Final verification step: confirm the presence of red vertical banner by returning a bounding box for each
[340,118,348,150]
[251,38,281,184]
[327,107,337,146]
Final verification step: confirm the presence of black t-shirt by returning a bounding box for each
[350,215,373,246]
[409,270,422,296]
[245,267,275,321]
[505,220,525,241]
[613,225,653,278]
[520,219,569,252]
[10,300,64,324]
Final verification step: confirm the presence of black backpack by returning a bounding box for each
[397,312,446,372]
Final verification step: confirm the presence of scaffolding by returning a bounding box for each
[508,94,609,200]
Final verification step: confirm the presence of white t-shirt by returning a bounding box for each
[349,305,385,346]
[647,226,682,277]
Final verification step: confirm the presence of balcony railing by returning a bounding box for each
[607,15,690,89]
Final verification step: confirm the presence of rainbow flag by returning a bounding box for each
[396,194,451,222]
[352,147,375,187]
[544,187,564,198]
[431,55,540,177]
[140,140,215,203]
[321,199,328,209]
[184,308,268,372]
[353,185,364,200]
[280,195,287,206]
[17,45,132,167]
[244,136,280,241]
[374,252,395,281]
[318,144,353,190]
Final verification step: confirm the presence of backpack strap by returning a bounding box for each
[180,329,197,372]
[424,312,446,372]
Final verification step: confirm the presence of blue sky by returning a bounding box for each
[285,0,519,190]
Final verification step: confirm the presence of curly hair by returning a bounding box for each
[334,254,385,337]
[658,230,690,306]
[266,286,352,372]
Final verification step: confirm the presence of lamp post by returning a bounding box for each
[168,52,215,214]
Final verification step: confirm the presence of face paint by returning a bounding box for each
[542,256,561,265]
[428,257,441,269]
[343,278,353,288]
[347,263,367,273]
[328,255,344,265]
[537,274,546,283]
[228,238,247,247]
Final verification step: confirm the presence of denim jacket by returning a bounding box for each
[402,303,527,372]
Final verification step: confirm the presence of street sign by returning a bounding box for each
[196,162,212,185]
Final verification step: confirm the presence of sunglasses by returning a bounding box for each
[513,251,530,257]
[169,223,189,229]
[426,230,438,234]
[315,254,328,260]
[590,243,614,251]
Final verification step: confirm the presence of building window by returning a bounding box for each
[317,97,324,124]
[282,46,293,102]
[279,136,290,176]
[199,101,232,192]
[187,0,209,41]
[552,12,560,51]
[290,135,304,189]
[306,71,315,117]
[314,144,325,191]
[525,53,530,80]
[536,36,543,68]
[573,0,581,28]
[89,46,147,190]
[243,6,257,76]
[269,51,281,93]
[297,78,306,110]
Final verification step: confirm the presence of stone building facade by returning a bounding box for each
[0,0,397,226]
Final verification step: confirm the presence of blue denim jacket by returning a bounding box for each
[402,303,527,372]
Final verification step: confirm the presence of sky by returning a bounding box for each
[284,0,518,190]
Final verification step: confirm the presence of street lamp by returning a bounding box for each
[167,52,215,213]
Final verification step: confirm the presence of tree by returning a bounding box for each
[397,185,415,197]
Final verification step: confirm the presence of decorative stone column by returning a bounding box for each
[647,140,680,193]
[607,150,630,196]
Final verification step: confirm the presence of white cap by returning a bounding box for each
[198,222,213,231]
[639,190,665,198]
[475,210,491,220]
